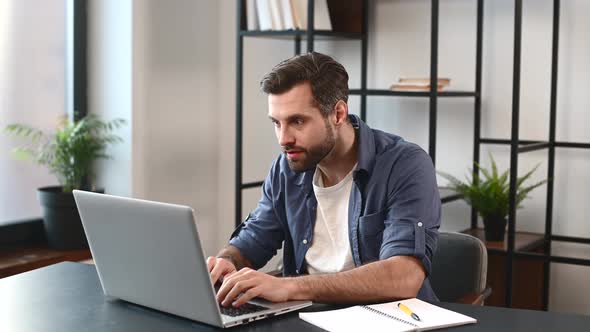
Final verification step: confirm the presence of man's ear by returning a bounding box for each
[333,100,349,126]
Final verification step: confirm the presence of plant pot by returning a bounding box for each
[37,186,103,250]
[482,215,508,242]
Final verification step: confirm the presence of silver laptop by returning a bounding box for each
[73,190,312,328]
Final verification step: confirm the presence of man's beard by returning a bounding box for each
[283,121,335,173]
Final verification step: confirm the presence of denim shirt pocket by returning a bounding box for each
[358,210,386,263]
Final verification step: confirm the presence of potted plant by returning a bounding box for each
[438,155,547,241]
[4,114,126,249]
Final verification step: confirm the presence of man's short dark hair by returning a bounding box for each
[260,52,349,117]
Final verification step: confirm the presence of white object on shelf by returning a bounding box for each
[269,0,284,30]
[246,0,259,30]
[280,0,295,30]
[256,0,273,30]
[291,0,332,31]
[314,0,332,30]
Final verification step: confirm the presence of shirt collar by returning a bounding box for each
[348,114,376,178]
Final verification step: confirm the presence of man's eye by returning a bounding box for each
[294,119,304,125]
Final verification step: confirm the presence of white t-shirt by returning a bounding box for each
[305,166,356,274]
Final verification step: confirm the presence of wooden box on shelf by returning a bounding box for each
[461,228,546,310]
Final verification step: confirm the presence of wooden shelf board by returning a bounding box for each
[240,30,363,40]
[461,228,545,252]
[0,243,91,279]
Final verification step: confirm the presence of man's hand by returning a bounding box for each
[207,256,237,285]
[216,268,295,307]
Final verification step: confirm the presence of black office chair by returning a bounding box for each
[430,232,491,305]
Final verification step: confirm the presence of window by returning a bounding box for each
[0,0,67,224]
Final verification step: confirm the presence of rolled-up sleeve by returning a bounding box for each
[229,160,285,270]
[379,148,441,276]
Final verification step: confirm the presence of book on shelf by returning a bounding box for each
[280,0,295,30]
[390,83,445,92]
[314,0,333,30]
[390,77,451,92]
[246,0,259,30]
[299,298,477,332]
[398,77,451,86]
[255,0,273,30]
[287,0,333,30]
[269,0,284,30]
[290,0,304,29]
[247,0,332,31]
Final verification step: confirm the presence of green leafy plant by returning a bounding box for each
[438,155,547,220]
[4,114,126,192]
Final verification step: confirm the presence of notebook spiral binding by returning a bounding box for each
[360,305,419,328]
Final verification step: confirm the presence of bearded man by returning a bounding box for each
[208,52,441,307]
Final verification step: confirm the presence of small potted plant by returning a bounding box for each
[5,113,126,249]
[438,155,547,241]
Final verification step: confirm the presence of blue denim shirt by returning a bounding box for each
[230,115,441,301]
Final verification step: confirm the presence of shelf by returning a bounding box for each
[349,89,478,98]
[514,251,590,267]
[551,235,590,245]
[439,187,462,204]
[241,181,264,189]
[0,243,91,278]
[554,141,590,149]
[480,138,541,145]
[481,139,590,151]
[235,0,589,312]
[462,229,590,265]
[461,228,545,252]
[239,30,363,40]
[480,139,550,153]
[517,142,550,153]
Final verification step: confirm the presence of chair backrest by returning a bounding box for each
[430,232,488,302]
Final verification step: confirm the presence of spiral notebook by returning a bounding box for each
[299,298,476,332]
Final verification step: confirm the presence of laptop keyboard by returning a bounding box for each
[219,302,268,317]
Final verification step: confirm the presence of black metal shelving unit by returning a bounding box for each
[235,0,472,230]
[475,0,590,310]
[235,0,590,311]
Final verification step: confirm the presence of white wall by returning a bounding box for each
[215,0,589,314]
[132,0,221,256]
[88,0,133,197]
[91,0,589,314]
[90,0,221,255]
[0,0,64,223]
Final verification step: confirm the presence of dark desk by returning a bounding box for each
[1,262,588,331]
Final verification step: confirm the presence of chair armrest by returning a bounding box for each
[457,287,492,306]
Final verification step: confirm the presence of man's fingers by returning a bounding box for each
[216,275,235,304]
[221,279,257,307]
[206,256,215,272]
[210,262,227,285]
[216,270,286,306]
[209,258,237,285]
[216,266,247,285]
[232,287,261,307]
[217,270,252,305]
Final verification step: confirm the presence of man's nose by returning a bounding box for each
[278,126,294,147]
